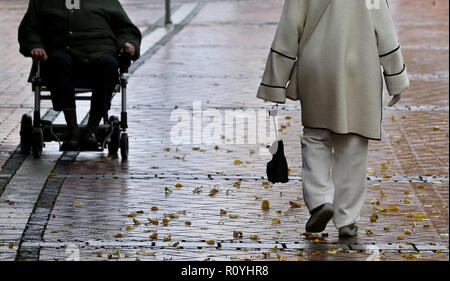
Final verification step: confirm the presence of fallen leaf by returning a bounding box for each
[149,233,158,240]
[289,201,302,208]
[114,233,124,238]
[72,202,84,208]
[370,213,378,222]
[209,188,219,196]
[233,231,243,238]
[138,249,157,256]
[261,200,270,210]
[272,219,281,224]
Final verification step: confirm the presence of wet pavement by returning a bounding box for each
[0,0,448,261]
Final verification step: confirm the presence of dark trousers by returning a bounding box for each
[42,51,119,116]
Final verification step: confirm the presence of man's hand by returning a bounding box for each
[30,48,48,62]
[122,42,136,57]
[388,93,402,107]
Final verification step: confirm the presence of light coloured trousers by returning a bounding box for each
[301,127,369,229]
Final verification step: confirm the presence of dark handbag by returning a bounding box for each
[266,105,289,184]
[267,140,289,184]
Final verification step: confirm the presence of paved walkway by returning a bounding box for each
[0,0,448,261]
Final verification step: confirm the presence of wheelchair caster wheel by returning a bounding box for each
[120,133,129,160]
[32,128,44,159]
[20,114,32,155]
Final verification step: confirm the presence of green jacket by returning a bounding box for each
[18,0,142,63]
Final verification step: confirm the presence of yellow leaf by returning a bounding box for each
[133,218,141,225]
[413,213,427,219]
[272,219,281,224]
[397,235,404,240]
[114,233,124,238]
[149,233,158,239]
[261,200,270,210]
[388,205,398,211]
[209,188,219,196]
[206,240,215,245]
[147,218,158,225]
[185,221,192,226]
[277,253,287,261]
[234,160,242,165]
[72,202,84,208]
[175,183,182,188]
[151,206,159,211]
[370,213,378,222]
[229,214,238,219]
[250,235,259,240]
[138,249,157,256]
[125,226,133,231]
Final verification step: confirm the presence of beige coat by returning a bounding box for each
[257,0,409,140]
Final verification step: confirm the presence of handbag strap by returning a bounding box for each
[299,0,332,56]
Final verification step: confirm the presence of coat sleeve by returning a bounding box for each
[257,0,307,104]
[18,0,44,58]
[110,0,142,61]
[372,0,409,96]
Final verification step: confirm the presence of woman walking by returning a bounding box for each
[257,0,409,237]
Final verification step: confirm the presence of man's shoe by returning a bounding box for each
[339,224,358,237]
[60,127,80,151]
[305,203,334,233]
[80,131,101,150]
[60,139,80,151]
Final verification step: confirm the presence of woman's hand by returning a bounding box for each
[122,42,136,57]
[30,48,48,62]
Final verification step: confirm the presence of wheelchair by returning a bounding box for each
[19,52,132,160]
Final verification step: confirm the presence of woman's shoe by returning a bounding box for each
[339,224,358,237]
[305,203,334,233]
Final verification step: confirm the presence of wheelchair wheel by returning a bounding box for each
[120,133,129,160]
[108,116,120,156]
[32,128,43,159]
[20,114,32,155]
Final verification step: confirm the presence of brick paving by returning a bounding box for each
[0,0,448,261]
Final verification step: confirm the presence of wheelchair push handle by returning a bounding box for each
[118,51,132,74]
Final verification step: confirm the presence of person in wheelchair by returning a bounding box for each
[18,0,142,151]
